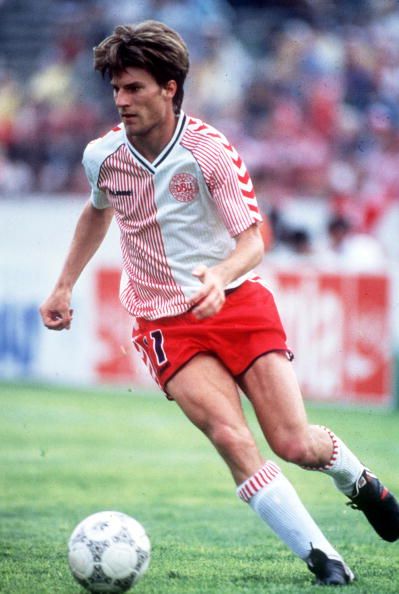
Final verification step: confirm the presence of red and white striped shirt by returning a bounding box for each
[82,112,262,320]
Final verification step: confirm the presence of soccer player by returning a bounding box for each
[40,21,399,586]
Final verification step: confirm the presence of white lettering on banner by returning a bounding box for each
[263,266,392,404]
[271,277,344,400]
[346,307,389,382]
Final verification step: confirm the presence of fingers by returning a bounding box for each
[188,285,207,307]
[190,265,225,319]
[192,264,207,281]
[40,307,73,331]
[189,265,209,306]
[40,287,73,332]
[191,289,225,319]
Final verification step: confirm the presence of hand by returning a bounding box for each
[189,265,226,320]
[39,288,74,331]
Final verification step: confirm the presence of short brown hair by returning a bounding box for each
[94,20,190,113]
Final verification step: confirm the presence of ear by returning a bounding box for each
[162,80,177,101]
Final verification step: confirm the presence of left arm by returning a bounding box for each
[189,224,264,320]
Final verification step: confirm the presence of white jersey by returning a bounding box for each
[82,111,262,320]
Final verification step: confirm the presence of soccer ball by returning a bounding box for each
[68,511,151,593]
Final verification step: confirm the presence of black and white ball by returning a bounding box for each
[68,511,151,593]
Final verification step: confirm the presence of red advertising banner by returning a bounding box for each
[94,266,392,405]
[268,269,392,405]
[94,268,137,382]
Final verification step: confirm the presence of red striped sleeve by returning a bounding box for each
[183,119,262,237]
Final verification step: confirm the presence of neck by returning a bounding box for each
[127,112,179,163]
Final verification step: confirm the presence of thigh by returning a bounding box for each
[166,353,264,482]
[239,352,310,451]
[167,353,247,434]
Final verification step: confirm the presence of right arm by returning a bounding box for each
[40,200,114,331]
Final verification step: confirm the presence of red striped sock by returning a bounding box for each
[313,427,364,495]
[236,461,281,503]
[321,427,339,469]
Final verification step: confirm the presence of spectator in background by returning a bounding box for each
[287,228,313,256]
[0,0,396,271]
[320,215,387,271]
[0,68,22,143]
[0,149,33,193]
[187,19,254,121]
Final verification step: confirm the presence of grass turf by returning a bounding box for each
[1,382,399,593]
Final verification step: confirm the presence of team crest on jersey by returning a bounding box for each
[169,173,199,202]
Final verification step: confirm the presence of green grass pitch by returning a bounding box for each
[1,382,399,593]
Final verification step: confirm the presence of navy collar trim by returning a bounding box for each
[125,112,187,173]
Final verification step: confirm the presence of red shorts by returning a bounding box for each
[132,278,292,397]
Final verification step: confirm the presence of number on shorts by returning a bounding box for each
[150,330,167,366]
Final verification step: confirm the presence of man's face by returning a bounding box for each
[111,67,175,140]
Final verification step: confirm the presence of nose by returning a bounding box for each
[114,89,129,108]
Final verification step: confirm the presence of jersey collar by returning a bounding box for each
[124,111,187,173]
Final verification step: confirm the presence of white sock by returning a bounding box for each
[308,427,365,496]
[237,461,343,561]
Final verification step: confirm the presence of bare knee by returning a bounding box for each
[270,434,312,465]
[207,423,256,458]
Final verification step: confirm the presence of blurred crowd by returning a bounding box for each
[1,0,398,262]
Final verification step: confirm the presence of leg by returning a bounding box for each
[240,352,399,542]
[167,353,263,484]
[167,353,354,584]
[239,351,335,466]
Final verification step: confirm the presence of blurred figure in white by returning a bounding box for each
[321,215,386,272]
[0,149,33,195]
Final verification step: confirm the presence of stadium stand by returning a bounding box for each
[0,0,398,258]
